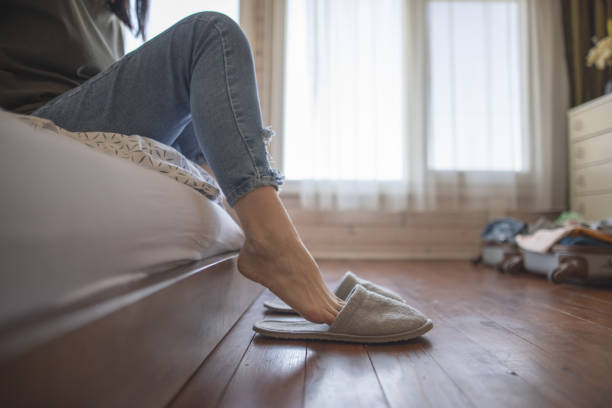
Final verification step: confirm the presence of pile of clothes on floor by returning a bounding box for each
[475,213,612,284]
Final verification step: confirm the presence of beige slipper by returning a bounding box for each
[253,284,433,343]
[263,271,404,313]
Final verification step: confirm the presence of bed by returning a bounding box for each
[0,111,262,406]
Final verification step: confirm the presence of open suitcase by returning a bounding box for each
[474,217,528,272]
[504,245,612,284]
[472,243,521,272]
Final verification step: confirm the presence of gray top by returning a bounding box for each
[0,0,124,113]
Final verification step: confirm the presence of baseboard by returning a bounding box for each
[311,249,476,260]
[284,202,560,261]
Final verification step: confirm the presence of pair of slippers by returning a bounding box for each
[253,271,433,343]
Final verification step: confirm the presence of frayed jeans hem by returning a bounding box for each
[225,172,284,207]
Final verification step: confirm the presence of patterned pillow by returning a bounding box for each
[15,114,221,202]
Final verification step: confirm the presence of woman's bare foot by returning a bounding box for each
[234,187,343,324]
[238,236,342,324]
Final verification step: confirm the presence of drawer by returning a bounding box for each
[573,162,612,194]
[572,131,612,167]
[569,97,612,140]
[572,193,612,220]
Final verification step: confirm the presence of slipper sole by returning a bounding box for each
[253,319,433,343]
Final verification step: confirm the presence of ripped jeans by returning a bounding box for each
[32,12,283,206]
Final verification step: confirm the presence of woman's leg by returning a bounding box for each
[235,187,343,324]
[33,12,278,206]
[32,12,342,323]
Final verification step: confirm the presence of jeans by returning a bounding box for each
[32,12,283,206]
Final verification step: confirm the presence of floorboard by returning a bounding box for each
[304,342,388,408]
[217,335,306,408]
[385,262,612,407]
[170,260,612,408]
[366,341,474,408]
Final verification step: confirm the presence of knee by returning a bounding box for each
[184,11,243,36]
[186,11,253,60]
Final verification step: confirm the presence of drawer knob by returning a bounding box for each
[575,174,586,186]
[572,120,583,131]
[574,147,584,159]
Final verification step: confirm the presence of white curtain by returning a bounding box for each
[283,0,569,212]
[284,0,406,210]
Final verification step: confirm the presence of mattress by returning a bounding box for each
[0,111,245,325]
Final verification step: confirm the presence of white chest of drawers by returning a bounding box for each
[568,93,612,220]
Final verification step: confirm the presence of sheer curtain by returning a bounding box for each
[284,0,406,210]
[283,0,569,212]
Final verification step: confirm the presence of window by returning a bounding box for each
[427,1,523,172]
[283,0,405,181]
[124,0,240,53]
[282,0,525,184]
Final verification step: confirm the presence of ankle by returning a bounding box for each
[242,231,302,260]
[234,187,299,246]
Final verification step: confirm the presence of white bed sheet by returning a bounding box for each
[0,111,245,324]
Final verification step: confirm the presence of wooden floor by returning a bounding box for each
[169,260,612,408]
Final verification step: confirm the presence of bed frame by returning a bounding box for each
[0,253,263,407]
